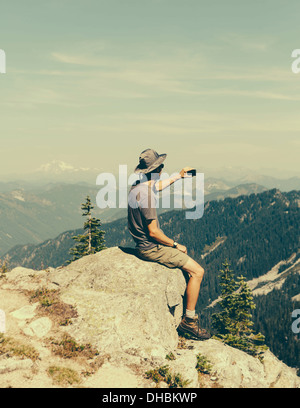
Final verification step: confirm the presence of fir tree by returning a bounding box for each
[211,260,239,336]
[212,260,267,359]
[69,196,106,262]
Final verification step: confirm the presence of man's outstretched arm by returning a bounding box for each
[155,167,194,192]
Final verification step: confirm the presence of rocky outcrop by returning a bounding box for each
[0,247,299,388]
[48,246,187,359]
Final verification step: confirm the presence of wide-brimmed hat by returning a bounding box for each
[134,148,167,174]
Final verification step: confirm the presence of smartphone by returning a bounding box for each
[187,169,196,177]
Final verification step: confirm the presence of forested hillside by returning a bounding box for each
[253,267,300,372]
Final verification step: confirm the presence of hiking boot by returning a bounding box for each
[177,315,211,340]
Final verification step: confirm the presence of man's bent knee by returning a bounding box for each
[195,265,204,280]
[182,259,205,279]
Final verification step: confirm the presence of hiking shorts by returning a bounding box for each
[136,244,191,269]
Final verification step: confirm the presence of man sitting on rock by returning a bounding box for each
[128,148,210,340]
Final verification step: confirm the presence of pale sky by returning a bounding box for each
[0,0,300,179]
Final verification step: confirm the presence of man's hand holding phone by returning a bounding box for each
[180,167,196,178]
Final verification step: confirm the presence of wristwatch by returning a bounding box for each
[173,241,178,248]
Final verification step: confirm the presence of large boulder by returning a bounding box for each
[47,247,187,359]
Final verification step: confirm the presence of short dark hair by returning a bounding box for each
[144,164,164,180]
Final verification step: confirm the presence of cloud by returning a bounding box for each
[5,40,300,109]
[219,33,274,52]
[51,110,300,137]
[174,88,300,101]
[48,41,300,102]
[51,52,114,67]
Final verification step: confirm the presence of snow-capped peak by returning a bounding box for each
[37,160,90,174]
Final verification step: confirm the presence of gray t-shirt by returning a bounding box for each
[128,181,161,250]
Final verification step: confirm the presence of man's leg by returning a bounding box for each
[181,258,204,311]
[178,258,210,340]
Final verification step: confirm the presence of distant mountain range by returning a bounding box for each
[5,188,299,272]
[1,160,103,184]
[1,159,300,189]
[0,178,267,255]
[0,182,129,256]
[0,159,299,257]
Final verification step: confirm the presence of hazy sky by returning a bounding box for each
[0,0,300,179]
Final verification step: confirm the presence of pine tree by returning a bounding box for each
[212,260,267,359]
[211,260,239,336]
[69,196,106,262]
